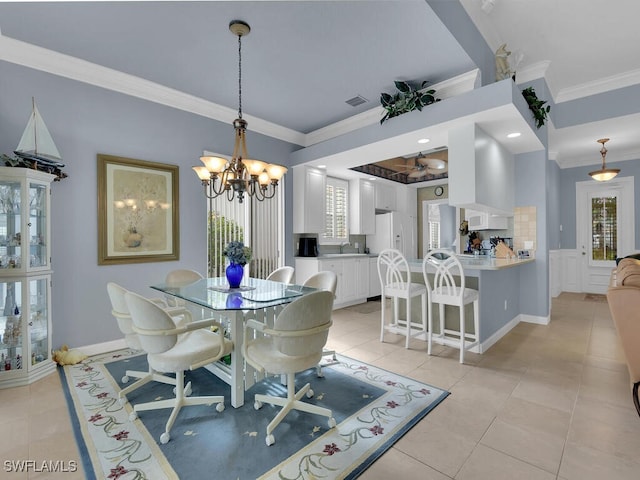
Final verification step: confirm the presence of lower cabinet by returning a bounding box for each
[295,256,370,309]
[369,257,382,297]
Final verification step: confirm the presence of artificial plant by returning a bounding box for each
[379,80,439,124]
[521,86,551,129]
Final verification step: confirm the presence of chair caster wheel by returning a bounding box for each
[129,411,138,422]
[121,375,129,384]
[306,389,314,399]
[266,434,275,446]
[118,396,127,406]
[216,402,225,413]
[254,400,262,410]
[328,417,336,428]
[184,382,192,396]
[160,432,170,444]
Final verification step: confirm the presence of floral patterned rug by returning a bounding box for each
[60,350,448,480]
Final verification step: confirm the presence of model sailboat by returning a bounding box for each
[14,98,65,168]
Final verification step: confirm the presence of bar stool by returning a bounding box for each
[422,249,479,364]
[377,249,427,348]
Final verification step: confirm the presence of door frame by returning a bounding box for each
[576,176,634,293]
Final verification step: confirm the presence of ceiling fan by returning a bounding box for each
[392,152,448,179]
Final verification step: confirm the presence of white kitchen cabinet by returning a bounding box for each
[375,183,397,211]
[295,255,370,308]
[465,209,508,230]
[0,167,56,389]
[349,179,375,234]
[293,165,326,233]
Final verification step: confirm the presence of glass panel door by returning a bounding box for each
[0,181,23,270]
[29,182,49,269]
[589,191,618,265]
[29,277,49,366]
[0,280,23,371]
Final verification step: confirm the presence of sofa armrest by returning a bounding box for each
[606,286,640,384]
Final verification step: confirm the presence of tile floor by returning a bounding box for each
[2,292,639,479]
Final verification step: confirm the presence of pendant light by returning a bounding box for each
[589,138,620,182]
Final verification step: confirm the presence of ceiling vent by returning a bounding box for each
[345,95,368,107]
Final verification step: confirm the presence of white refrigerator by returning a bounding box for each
[366,212,417,259]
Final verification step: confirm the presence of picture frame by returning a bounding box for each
[97,154,179,265]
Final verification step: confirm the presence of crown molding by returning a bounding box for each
[304,69,480,147]
[555,67,640,104]
[0,33,306,146]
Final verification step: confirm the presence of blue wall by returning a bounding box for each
[0,61,296,348]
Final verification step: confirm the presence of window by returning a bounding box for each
[322,177,348,244]
[427,203,441,250]
[591,193,618,261]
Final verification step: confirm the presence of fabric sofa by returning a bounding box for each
[606,257,640,417]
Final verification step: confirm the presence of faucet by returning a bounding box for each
[339,242,351,254]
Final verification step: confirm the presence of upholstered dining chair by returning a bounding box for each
[242,290,336,446]
[266,266,295,284]
[377,248,427,348]
[163,269,204,306]
[422,249,479,364]
[302,271,338,376]
[125,290,233,444]
[107,282,194,403]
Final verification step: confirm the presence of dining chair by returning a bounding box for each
[125,290,233,444]
[303,271,338,376]
[242,290,336,446]
[377,248,427,348]
[422,249,479,364]
[266,266,295,284]
[107,282,195,403]
[163,269,204,308]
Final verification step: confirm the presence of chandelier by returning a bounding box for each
[589,138,620,182]
[193,20,287,203]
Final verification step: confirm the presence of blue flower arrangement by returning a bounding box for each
[223,241,252,266]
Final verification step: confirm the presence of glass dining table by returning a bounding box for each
[150,276,317,408]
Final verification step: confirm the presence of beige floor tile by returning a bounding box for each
[422,394,495,442]
[395,421,477,478]
[456,444,556,480]
[559,441,640,480]
[510,369,580,413]
[480,417,564,474]
[360,447,452,480]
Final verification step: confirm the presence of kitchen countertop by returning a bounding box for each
[409,255,535,272]
[295,253,378,259]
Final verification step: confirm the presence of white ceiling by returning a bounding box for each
[1,0,639,178]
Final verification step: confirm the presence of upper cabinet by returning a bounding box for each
[349,179,375,234]
[465,209,508,230]
[293,166,326,233]
[374,183,397,211]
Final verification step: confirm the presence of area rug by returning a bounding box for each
[59,349,449,480]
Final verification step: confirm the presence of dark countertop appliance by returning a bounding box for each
[298,237,318,257]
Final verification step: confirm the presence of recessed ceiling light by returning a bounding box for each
[417,138,430,144]
[317,164,326,169]
[507,132,521,138]
[368,177,376,181]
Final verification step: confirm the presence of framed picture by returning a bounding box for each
[97,154,179,265]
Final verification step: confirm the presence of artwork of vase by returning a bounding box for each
[225,262,244,288]
[124,227,143,248]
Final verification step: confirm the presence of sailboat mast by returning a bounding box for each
[32,97,38,156]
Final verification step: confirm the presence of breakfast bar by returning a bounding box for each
[401,254,536,353]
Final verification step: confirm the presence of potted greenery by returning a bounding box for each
[521,86,551,129]
[380,80,439,124]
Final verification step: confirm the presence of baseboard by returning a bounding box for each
[79,339,128,357]
[477,315,521,353]
[520,313,550,325]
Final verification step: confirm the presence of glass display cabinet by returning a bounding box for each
[0,167,55,388]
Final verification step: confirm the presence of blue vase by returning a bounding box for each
[226,262,244,288]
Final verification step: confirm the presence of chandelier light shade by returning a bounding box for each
[193,20,287,203]
[589,138,620,182]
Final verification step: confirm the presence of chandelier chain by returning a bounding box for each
[237,33,242,119]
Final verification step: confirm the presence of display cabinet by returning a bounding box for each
[0,167,55,388]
